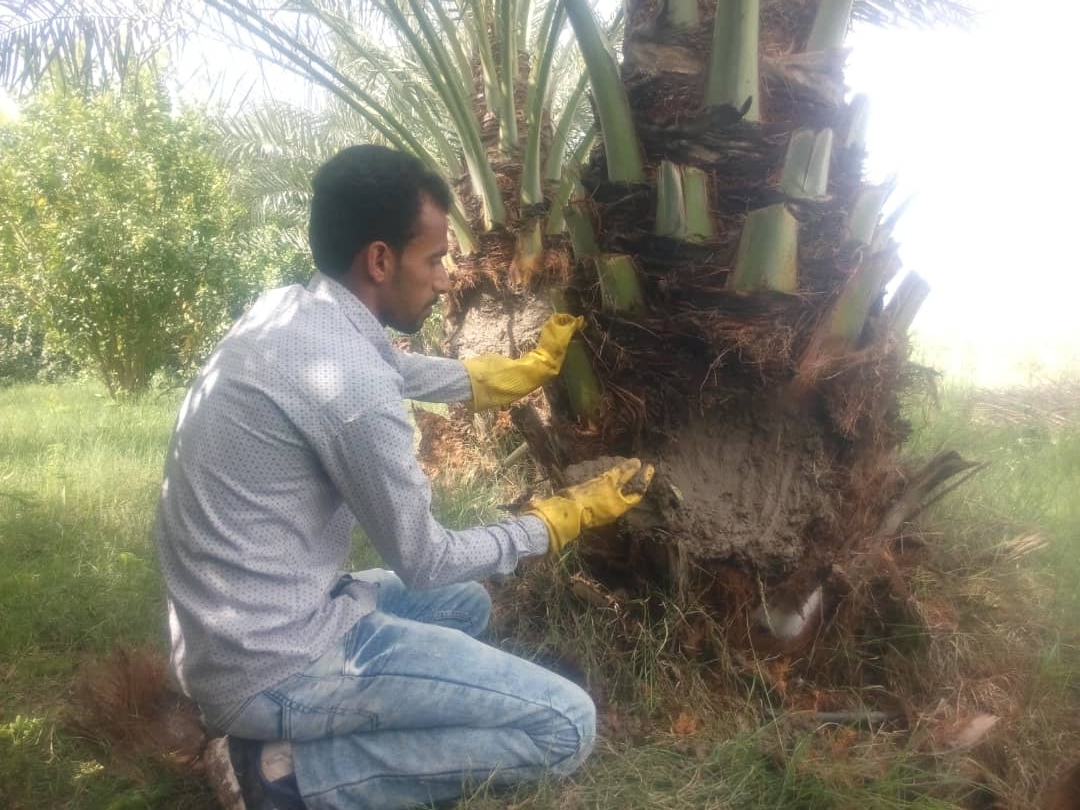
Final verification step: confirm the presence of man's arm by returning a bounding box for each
[320,400,549,589]
[397,351,473,404]
[398,314,584,409]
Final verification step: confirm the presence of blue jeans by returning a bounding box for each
[202,570,596,809]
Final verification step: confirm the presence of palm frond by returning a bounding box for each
[308,7,466,175]
[0,0,179,94]
[852,0,973,27]
[212,99,366,236]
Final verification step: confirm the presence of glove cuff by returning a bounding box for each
[523,496,582,554]
[460,355,502,411]
[461,354,547,412]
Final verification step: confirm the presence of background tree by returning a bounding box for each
[0,72,306,395]
[212,98,380,255]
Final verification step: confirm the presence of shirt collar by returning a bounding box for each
[307,272,399,369]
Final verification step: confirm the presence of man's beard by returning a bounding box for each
[387,301,435,335]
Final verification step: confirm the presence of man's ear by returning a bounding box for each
[366,241,394,285]
[348,241,393,286]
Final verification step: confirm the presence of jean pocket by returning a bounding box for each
[220,692,287,740]
[277,692,378,739]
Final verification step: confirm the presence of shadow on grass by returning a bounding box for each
[0,493,193,808]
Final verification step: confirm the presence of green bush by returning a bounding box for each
[0,76,307,395]
[0,316,73,386]
[0,312,43,384]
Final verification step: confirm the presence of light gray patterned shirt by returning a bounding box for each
[154,272,549,707]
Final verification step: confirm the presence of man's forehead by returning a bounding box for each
[414,200,449,240]
[417,197,448,221]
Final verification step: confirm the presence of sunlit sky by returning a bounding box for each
[4,0,1076,386]
[847,0,1080,384]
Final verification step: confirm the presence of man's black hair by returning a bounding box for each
[308,145,452,278]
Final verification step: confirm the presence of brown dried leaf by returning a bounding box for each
[671,711,700,737]
[830,726,859,760]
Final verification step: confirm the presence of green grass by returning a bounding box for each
[904,377,1080,615]
[0,382,206,807]
[896,376,1080,801]
[1,377,1078,808]
[454,731,973,809]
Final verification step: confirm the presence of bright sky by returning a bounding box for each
[846,0,1080,384]
[174,29,321,113]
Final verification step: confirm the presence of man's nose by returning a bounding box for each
[434,262,450,295]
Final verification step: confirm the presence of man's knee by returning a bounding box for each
[545,680,596,777]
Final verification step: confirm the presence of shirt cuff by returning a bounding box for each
[517,514,551,556]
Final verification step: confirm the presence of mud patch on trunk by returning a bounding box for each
[654,398,831,571]
[446,293,552,358]
[570,397,833,574]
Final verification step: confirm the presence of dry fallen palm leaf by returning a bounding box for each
[995,532,1048,564]
[568,573,622,612]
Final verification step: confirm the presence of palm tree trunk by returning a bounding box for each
[475,0,975,647]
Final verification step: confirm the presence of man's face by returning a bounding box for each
[380,198,451,334]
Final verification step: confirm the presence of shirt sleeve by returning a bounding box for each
[397,351,473,404]
[319,400,550,589]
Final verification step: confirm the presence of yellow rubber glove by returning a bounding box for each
[461,314,585,411]
[525,458,655,554]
